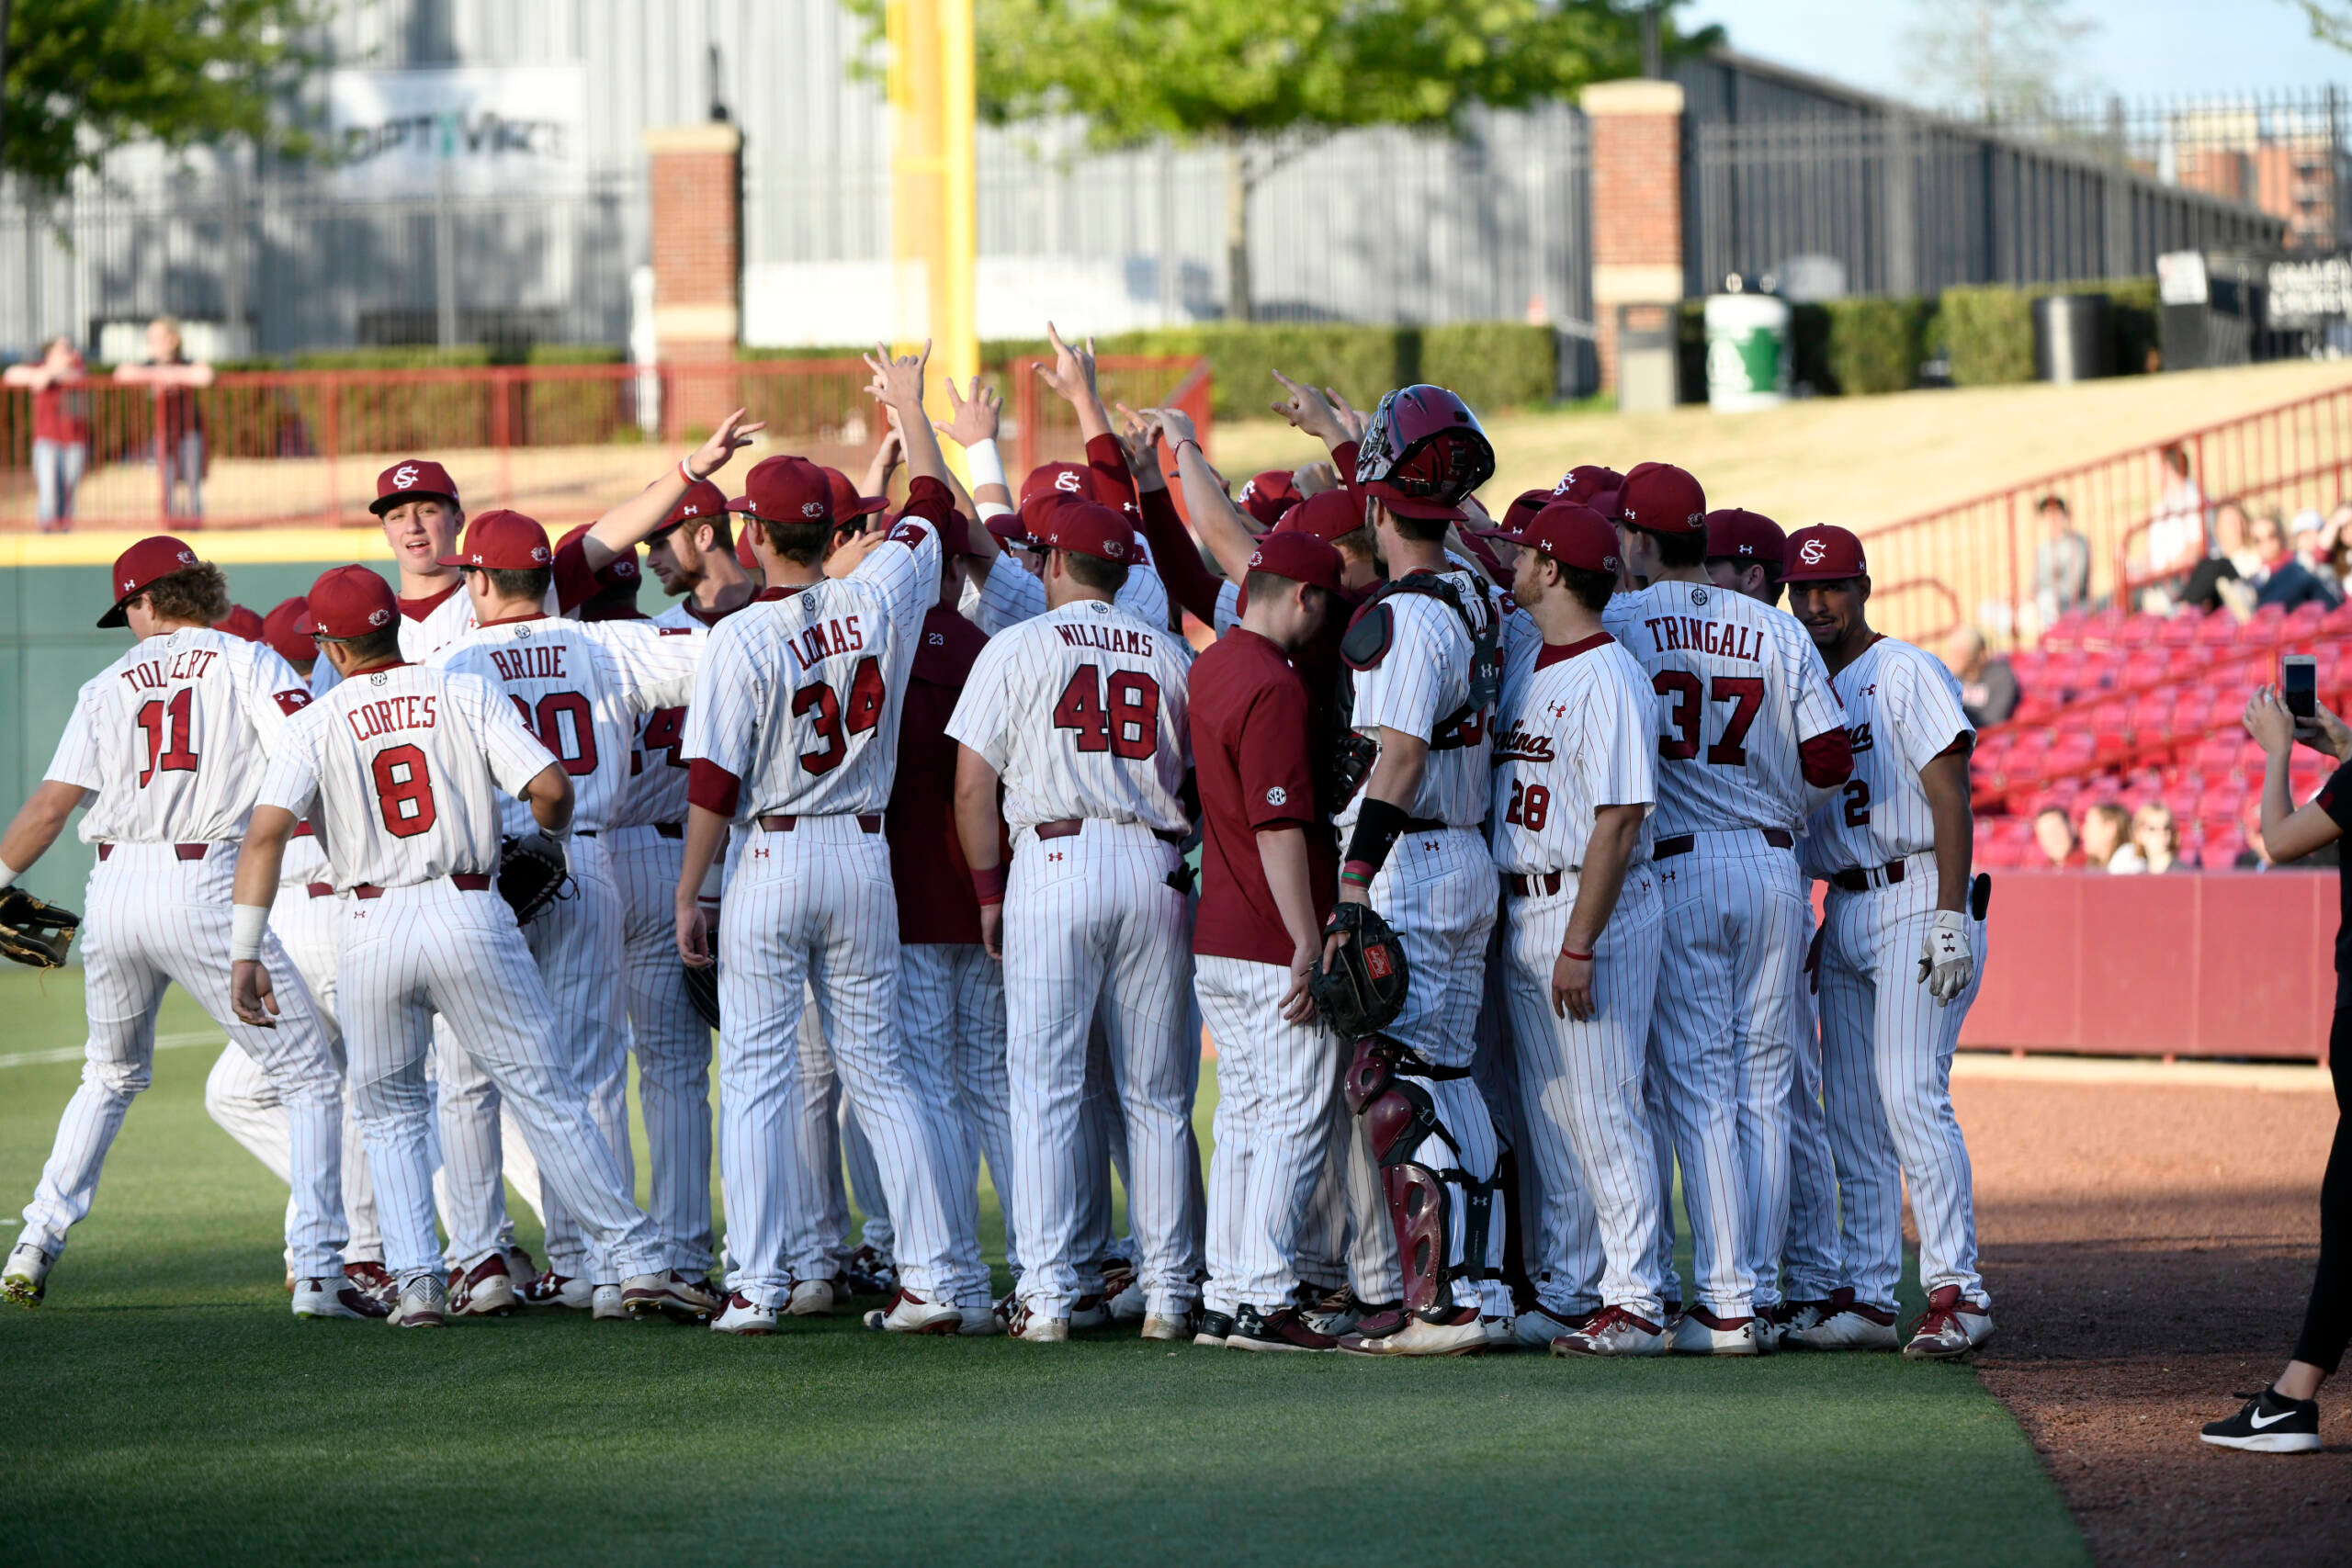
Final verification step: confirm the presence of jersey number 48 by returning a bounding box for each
[1054,665,1160,760]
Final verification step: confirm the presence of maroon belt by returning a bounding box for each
[97,842,209,863]
[1504,871,1566,898]
[758,813,881,834]
[1654,828,1794,860]
[306,883,334,899]
[350,873,493,899]
[655,822,684,840]
[1829,860,1906,892]
[1035,818,1189,848]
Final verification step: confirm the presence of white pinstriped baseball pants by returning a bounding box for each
[1197,954,1341,1315]
[900,942,1016,1272]
[1781,900,1844,1303]
[610,825,718,1276]
[336,879,662,1284]
[1818,868,1989,1312]
[1645,832,1808,1316]
[1501,868,1669,1321]
[1001,820,1201,1317]
[797,987,897,1274]
[521,836,633,1281]
[716,818,986,1311]
[16,845,348,1277]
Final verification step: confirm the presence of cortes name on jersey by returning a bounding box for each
[344,694,439,742]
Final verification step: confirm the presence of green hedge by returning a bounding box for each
[1941,276,2160,387]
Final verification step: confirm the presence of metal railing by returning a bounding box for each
[0,355,1215,532]
[1856,378,2352,647]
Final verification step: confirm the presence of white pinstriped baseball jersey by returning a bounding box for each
[46,627,314,845]
[1800,637,1973,876]
[257,665,559,892]
[430,617,700,834]
[683,523,940,818]
[608,601,730,828]
[1602,581,1845,837]
[973,543,1169,636]
[945,598,1194,834]
[1336,568,1498,830]
[1487,633,1657,874]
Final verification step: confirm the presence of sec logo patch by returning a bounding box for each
[1264,786,1287,807]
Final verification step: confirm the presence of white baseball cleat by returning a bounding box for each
[1512,1304,1595,1348]
[1338,1307,1490,1358]
[786,1278,837,1317]
[1005,1302,1070,1343]
[1068,1292,1112,1330]
[1668,1306,1762,1356]
[1139,1312,1192,1341]
[862,1289,964,1335]
[1902,1286,1995,1360]
[591,1283,628,1320]
[1550,1304,1667,1358]
[293,1277,386,1320]
[3,1243,54,1309]
[450,1253,518,1317]
[1786,1290,1901,1351]
[623,1270,720,1324]
[709,1293,779,1336]
[520,1271,593,1310]
[388,1273,448,1328]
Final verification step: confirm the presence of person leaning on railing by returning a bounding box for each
[112,316,214,523]
[4,337,90,533]
[2199,686,2352,1452]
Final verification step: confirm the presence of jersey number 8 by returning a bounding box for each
[370,744,439,838]
[1053,665,1160,760]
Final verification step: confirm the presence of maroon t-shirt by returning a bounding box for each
[32,382,89,445]
[1189,627,1333,964]
[887,603,996,945]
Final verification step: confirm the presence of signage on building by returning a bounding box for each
[2265,254,2352,330]
[325,66,585,197]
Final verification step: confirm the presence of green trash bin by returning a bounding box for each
[1704,292,1792,412]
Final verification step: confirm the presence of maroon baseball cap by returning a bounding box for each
[558,524,640,592]
[437,509,552,571]
[1020,462,1092,508]
[1272,489,1368,546]
[1705,507,1787,567]
[648,478,731,540]
[1510,502,1622,575]
[215,604,265,643]
[1243,530,1345,594]
[728,456,834,527]
[1781,525,1870,583]
[306,566,400,639]
[1557,464,1625,506]
[1616,462,1707,536]
[824,467,888,522]
[735,523,760,570]
[98,535,203,628]
[1362,478,1467,524]
[1238,469,1305,527]
[1499,488,1555,536]
[1035,501,1136,565]
[261,597,313,665]
[368,458,461,516]
[1014,486,1086,549]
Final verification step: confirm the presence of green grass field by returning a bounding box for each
[0,968,2086,1567]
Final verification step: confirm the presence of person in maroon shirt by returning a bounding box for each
[7,337,91,531]
[1187,530,1350,1352]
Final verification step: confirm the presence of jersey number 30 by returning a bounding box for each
[1054,665,1160,759]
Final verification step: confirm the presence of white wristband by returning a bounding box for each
[0,861,17,893]
[230,903,270,963]
[976,500,1015,522]
[966,437,1007,494]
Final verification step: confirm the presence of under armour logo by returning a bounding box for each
[393,464,419,489]
[1048,852,1064,862]
[1547,702,1567,719]
[752,847,770,860]
[1738,545,1754,556]
[681,503,700,516]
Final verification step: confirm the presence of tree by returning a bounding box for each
[1902,0,2098,124]
[846,0,1715,321]
[2286,0,2352,51]
[4,0,323,186]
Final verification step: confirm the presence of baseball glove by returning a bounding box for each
[682,957,719,1031]
[0,887,79,969]
[496,832,573,927]
[1310,901,1410,1041]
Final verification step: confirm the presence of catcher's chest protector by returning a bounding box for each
[1329,572,1502,806]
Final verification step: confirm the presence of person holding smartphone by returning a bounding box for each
[2201,679,2352,1452]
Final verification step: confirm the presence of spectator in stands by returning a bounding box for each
[1941,626,2018,727]
[2318,503,2352,594]
[2032,806,2081,868]
[113,315,213,521]
[2244,510,2344,612]
[2295,509,2330,574]
[2082,802,2140,872]
[2236,786,2340,869]
[4,336,90,533]
[2183,500,2249,614]
[2119,803,2181,874]
[2139,443,2208,610]
[2032,494,2091,627]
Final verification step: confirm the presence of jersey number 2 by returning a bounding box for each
[1654,672,1764,765]
[1841,778,1871,828]
[370,745,439,838]
[793,656,886,776]
[1053,666,1160,759]
[135,688,199,786]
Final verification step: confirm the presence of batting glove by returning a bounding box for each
[1917,908,1973,1006]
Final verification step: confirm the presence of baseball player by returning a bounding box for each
[1781,525,1991,1359]
[1601,462,1852,1354]
[947,493,1202,1343]
[1699,507,1845,1340]
[0,539,362,1319]
[677,345,989,1337]
[228,565,675,1329]
[1320,385,1513,1358]
[1187,532,1347,1351]
[1479,502,1670,1357]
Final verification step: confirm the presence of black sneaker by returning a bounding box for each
[1192,1309,1236,1348]
[1228,1303,1338,1353]
[2199,1388,2322,1454]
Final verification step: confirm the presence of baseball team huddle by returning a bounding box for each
[0,327,1994,1362]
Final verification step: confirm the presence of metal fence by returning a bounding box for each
[1694,113,2287,299]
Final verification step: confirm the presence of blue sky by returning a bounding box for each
[1685,0,2349,100]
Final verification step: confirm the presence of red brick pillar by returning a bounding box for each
[643,124,741,437]
[1583,80,1685,395]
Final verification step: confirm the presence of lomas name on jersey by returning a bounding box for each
[786,615,867,673]
[1639,615,1767,662]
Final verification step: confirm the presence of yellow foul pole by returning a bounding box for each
[888,0,978,470]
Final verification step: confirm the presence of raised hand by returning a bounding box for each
[935,375,1003,448]
[1036,321,1098,404]
[1270,369,1350,447]
[689,406,767,479]
[864,340,933,416]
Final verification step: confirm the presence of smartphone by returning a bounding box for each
[2284,654,2318,720]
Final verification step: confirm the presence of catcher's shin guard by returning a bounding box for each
[1342,1038,1509,1321]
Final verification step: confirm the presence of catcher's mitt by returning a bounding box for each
[0,887,79,969]
[1310,901,1409,1041]
[683,957,719,1031]
[496,832,573,926]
